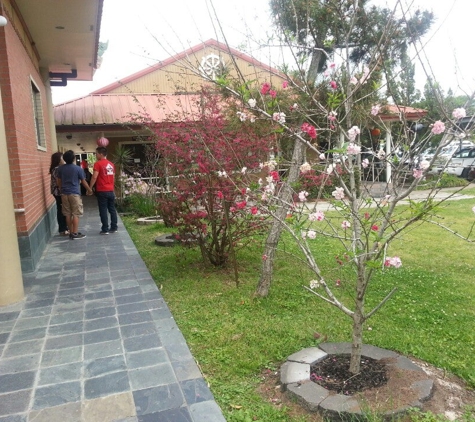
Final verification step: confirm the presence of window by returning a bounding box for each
[30,79,46,149]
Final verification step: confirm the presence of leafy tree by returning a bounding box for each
[269,0,434,83]
[386,50,421,106]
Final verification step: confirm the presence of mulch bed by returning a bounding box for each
[310,354,388,395]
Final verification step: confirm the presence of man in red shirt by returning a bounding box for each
[88,147,118,235]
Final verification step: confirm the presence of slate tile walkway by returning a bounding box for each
[0,197,226,422]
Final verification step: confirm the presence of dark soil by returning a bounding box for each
[310,354,387,395]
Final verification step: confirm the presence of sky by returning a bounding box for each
[51,0,475,105]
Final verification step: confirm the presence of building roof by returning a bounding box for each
[91,39,283,94]
[54,93,202,126]
[378,105,427,122]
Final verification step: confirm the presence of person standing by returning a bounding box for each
[49,152,69,236]
[88,146,118,235]
[57,150,92,240]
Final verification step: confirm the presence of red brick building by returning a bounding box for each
[0,0,103,305]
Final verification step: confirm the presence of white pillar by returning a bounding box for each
[386,124,392,183]
[0,83,25,306]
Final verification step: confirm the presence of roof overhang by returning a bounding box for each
[12,0,103,81]
[378,105,427,122]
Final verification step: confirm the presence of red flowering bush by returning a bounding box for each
[145,89,273,266]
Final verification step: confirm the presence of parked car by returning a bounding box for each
[429,141,475,174]
[445,147,475,177]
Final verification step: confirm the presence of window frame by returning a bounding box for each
[30,77,47,151]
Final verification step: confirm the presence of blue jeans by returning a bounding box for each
[96,191,118,232]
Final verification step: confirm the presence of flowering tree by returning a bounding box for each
[168,0,475,374]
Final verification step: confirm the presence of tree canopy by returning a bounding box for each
[269,0,434,83]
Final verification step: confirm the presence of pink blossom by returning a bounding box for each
[307,230,317,240]
[362,158,369,168]
[370,105,381,116]
[270,171,280,181]
[332,187,345,200]
[301,123,317,139]
[348,126,361,142]
[413,168,424,179]
[282,81,289,88]
[269,90,277,99]
[261,82,271,95]
[298,191,309,202]
[262,254,268,261]
[330,80,337,90]
[300,162,312,173]
[371,225,379,231]
[308,211,325,222]
[364,212,370,220]
[336,279,341,286]
[236,201,247,210]
[384,256,402,268]
[360,65,370,84]
[328,111,337,122]
[272,112,286,124]
[347,143,361,155]
[431,121,446,135]
[236,111,247,122]
[341,220,351,229]
[350,76,358,85]
[290,103,299,111]
[217,191,224,199]
[452,107,466,119]
[250,206,258,215]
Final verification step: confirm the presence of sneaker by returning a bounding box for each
[109,229,118,233]
[71,233,86,240]
[100,231,109,235]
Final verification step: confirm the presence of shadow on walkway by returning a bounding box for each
[0,196,225,422]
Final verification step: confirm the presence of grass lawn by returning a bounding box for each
[122,195,475,421]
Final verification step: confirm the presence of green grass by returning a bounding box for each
[122,198,475,421]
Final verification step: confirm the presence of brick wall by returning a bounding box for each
[1,22,55,236]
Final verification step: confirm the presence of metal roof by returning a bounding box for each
[378,105,427,122]
[54,93,202,126]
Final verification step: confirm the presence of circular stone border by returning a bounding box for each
[137,216,164,225]
[154,234,178,247]
[280,343,434,421]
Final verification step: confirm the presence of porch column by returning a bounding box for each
[385,124,392,183]
[0,82,25,306]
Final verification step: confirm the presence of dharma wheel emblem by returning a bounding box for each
[199,54,225,80]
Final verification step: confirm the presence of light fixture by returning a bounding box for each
[0,15,7,27]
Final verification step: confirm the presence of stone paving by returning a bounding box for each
[0,196,226,422]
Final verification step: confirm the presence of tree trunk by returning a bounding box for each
[255,140,306,297]
[350,275,366,374]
